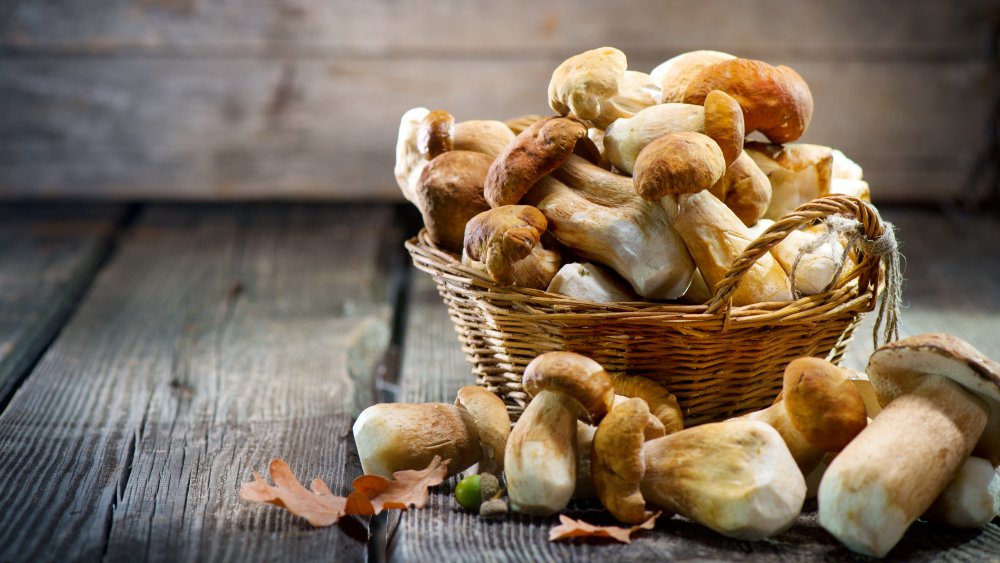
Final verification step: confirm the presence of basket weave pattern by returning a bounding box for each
[406,196,886,425]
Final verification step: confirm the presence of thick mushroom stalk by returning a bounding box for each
[522,170,695,300]
[546,262,639,302]
[739,357,867,473]
[505,352,614,515]
[547,47,659,129]
[463,205,561,289]
[454,386,511,474]
[924,456,1000,528]
[639,420,806,539]
[819,333,1000,557]
[394,107,431,203]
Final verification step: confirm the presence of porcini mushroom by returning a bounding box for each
[414,150,493,253]
[462,205,561,289]
[394,106,431,203]
[353,385,510,479]
[484,116,588,208]
[547,47,659,129]
[505,352,615,515]
[747,219,848,296]
[745,142,834,220]
[633,131,727,200]
[546,262,639,302]
[651,50,737,104]
[603,91,744,175]
[819,333,1000,557]
[924,456,999,528]
[454,385,511,474]
[708,151,772,227]
[417,110,455,160]
[683,58,814,144]
[739,357,867,472]
[608,373,683,434]
[591,413,806,538]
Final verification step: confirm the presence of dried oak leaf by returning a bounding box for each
[350,456,449,514]
[240,456,449,526]
[239,459,347,527]
[548,512,660,544]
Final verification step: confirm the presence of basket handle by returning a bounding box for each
[704,195,889,315]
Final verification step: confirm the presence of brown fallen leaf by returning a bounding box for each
[239,459,347,527]
[548,512,660,544]
[351,456,449,514]
[240,456,449,525]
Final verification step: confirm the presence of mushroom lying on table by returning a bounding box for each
[592,398,806,538]
[353,386,509,478]
[819,333,1000,557]
[505,352,615,515]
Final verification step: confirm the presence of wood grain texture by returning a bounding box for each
[0,56,987,202]
[0,204,122,405]
[0,204,400,562]
[1,0,994,57]
[391,208,1000,561]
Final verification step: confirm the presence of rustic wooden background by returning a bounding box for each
[1,0,998,202]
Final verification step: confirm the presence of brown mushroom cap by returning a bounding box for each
[867,333,1000,464]
[455,385,511,473]
[708,151,771,227]
[651,50,737,104]
[683,59,814,144]
[417,110,455,160]
[415,150,493,252]
[782,357,868,452]
[703,90,745,168]
[633,131,727,200]
[548,46,628,121]
[522,351,615,423]
[463,205,548,285]
[484,117,588,208]
[609,373,683,434]
[592,398,655,524]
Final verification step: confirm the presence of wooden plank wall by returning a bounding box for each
[1,0,997,201]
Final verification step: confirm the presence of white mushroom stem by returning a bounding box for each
[394,107,431,203]
[546,262,638,302]
[505,390,578,515]
[574,421,598,499]
[524,176,694,299]
[819,376,989,557]
[924,456,1000,528]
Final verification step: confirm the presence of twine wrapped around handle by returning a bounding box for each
[706,196,902,347]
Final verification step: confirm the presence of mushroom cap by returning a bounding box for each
[463,205,548,286]
[651,49,737,104]
[484,117,588,208]
[683,58,814,144]
[522,351,615,423]
[633,131,727,200]
[867,333,1000,465]
[455,385,511,474]
[782,357,868,452]
[703,90,745,168]
[603,103,706,175]
[548,46,628,121]
[592,398,655,524]
[417,109,455,160]
[608,373,683,434]
[708,151,771,227]
[454,120,516,159]
[415,150,493,252]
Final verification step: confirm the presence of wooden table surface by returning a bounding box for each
[0,202,998,562]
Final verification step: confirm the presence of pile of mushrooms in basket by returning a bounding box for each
[368,46,1000,557]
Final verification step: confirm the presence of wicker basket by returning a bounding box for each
[406,195,890,425]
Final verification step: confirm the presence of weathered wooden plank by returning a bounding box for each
[0,203,123,405]
[391,208,1000,561]
[0,57,987,202]
[0,0,993,58]
[0,204,401,562]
